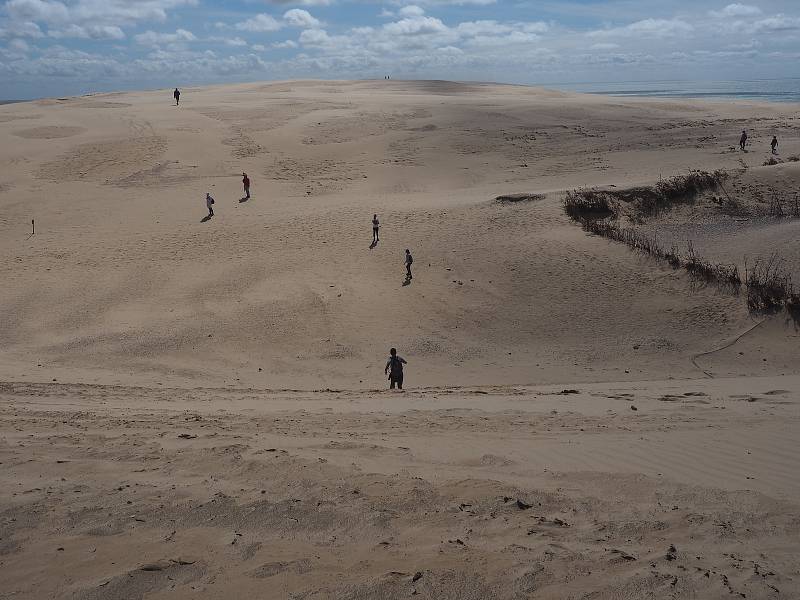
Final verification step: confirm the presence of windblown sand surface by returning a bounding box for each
[0,80,798,598]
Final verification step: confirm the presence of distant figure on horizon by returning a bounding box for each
[384,347,407,390]
[372,214,380,244]
[206,192,215,218]
[242,172,251,199]
[771,136,779,154]
[740,130,748,151]
[405,248,413,280]
[174,88,180,106]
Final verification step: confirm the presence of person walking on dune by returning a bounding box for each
[242,172,251,199]
[372,214,380,244]
[771,136,779,155]
[174,88,180,106]
[385,347,407,390]
[405,248,413,280]
[206,192,215,218]
[739,130,748,151]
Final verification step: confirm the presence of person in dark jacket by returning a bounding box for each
[174,88,181,106]
[243,172,251,199]
[384,347,407,389]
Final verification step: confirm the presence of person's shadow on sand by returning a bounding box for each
[369,240,378,250]
[201,215,212,223]
[239,197,249,203]
[402,274,412,286]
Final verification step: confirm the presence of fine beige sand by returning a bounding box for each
[1,80,798,599]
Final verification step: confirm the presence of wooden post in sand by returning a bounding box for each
[31,219,35,235]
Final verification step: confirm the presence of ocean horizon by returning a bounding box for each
[548,78,800,103]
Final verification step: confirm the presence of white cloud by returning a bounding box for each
[298,28,331,46]
[0,20,44,38]
[590,42,620,50]
[251,43,266,51]
[456,20,548,37]
[590,18,694,38]
[751,14,800,32]
[384,16,448,35]
[710,4,762,18]
[49,24,126,39]
[225,37,248,47]
[134,29,196,46]
[399,6,426,17]
[283,9,321,28]
[6,0,197,28]
[262,0,331,5]
[8,38,30,52]
[6,0,70,25]
[235,14,283,32]
[273,39,299,48]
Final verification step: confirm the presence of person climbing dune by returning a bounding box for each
[384,347,407,390]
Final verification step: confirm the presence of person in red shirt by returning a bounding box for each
[242,172,251,199]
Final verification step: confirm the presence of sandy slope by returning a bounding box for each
[0,80,799,598]
[0,80,798,388]
[1,378,798,599]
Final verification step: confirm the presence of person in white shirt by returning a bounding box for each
[384,347,407,389]
[206,192,215,217]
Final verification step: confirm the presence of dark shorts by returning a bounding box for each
[390,373,403,389]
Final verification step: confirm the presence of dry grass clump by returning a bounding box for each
[685,242,742,292]
[563,170,726,221]
[787,155,800,162]
[745,255,793,313]
[563,189,615,220]
[787,294,800,325]
[655,170,724,202]
[768,195,800,218]
[580,219,741,292]
[763,156,782,166]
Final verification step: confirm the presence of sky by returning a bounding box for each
[1,0,800,99]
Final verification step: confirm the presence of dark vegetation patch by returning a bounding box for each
[745,255,796,314]
[578,219,741,293]
[763,157,782,166]
[768,195,800,218]
[496,193,546,203]
[564,170,725,222]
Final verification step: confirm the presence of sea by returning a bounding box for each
[549,79,800,103]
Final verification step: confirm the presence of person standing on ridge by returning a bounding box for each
[205,192,215,218]
[372,214,380,244]
[384,347,407,390]
[174,88,180,106]
[739,130,748,151]
[405,248,413,280]
[242,172,251,199]
[771,136,779,155]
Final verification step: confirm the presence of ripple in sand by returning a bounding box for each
[12,126,86,139]
[35,136,167,184]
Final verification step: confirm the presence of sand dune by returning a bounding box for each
[0,80,798,598]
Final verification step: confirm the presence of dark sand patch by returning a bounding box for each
[12,126,86,139]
